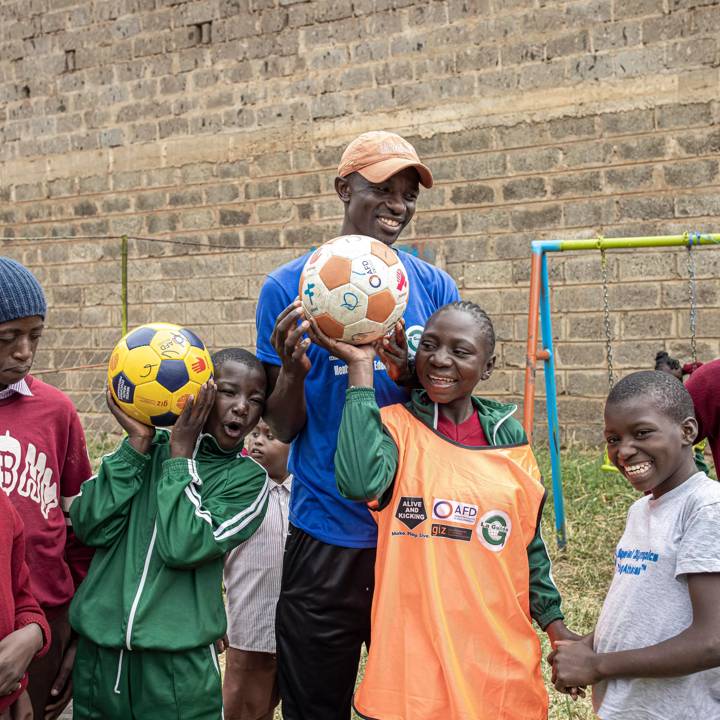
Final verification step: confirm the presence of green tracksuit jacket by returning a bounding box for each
[69,430,269,651]
[335,387,565,630]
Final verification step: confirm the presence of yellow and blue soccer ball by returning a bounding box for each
[108,322,214,427]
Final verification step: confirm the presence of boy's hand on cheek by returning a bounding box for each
[0,624,43,696]
[170,381,217,458]
[106,389,154,455]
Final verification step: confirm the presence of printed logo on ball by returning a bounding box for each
[396,269,407,292]
[115,376,133,403]
[395,496,427,529]
[361,259,377,275]
[340,291,360,311]
[477,510,512,552]
[432,498,478,525]
[303,282,317,307]
[191,357,207,373]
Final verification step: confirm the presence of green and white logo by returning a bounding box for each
[477,510,512,552]
[405,325,424,358]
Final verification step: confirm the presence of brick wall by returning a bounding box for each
[1,0,719,442]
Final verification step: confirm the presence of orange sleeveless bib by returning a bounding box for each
[353,404,548,720]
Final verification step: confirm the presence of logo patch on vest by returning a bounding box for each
[432,498,478,525]
[431,523,472,541]
[405,325,424,359]
[477,510,512,552]
[395,496,427,529]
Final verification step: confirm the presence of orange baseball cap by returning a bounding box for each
[337,131,433,188]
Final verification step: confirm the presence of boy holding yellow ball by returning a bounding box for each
[69,348,271,720]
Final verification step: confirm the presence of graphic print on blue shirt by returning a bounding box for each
[256,249,460,548]
[615,546,661,576]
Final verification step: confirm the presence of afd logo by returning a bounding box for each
[432,498,478,526]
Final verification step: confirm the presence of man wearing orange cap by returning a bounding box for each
[255,131,460,719]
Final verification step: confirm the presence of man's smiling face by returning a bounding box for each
[336,167,420,246]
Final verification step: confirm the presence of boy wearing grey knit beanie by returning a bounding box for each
[0,257,93,720]
[0,256,47,390]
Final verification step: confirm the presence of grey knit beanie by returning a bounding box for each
[0,257,47,324]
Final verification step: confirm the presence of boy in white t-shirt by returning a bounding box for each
[223,419,291,720]
[551,370,720,719]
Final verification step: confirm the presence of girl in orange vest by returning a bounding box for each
[311,301,578,720]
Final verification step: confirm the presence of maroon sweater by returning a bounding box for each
[686,358,720,473]
[0,491,51,713]
[0,376,93,612]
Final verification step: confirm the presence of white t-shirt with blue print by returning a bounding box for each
[255,247,460,548]
[593,472,720,719]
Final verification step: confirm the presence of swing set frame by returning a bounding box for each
[523,232,720,549]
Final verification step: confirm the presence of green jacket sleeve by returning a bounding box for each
[491,415,563,628]
[528,492,564,630]
[155,457,269,569]
[335,387,399,502]
[69,439,150,548]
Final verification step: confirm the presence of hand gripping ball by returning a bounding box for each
[107,322,214,426]
[298,235,410,345]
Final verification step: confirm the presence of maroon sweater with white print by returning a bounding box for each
[0,375,93,613]
[0,491,51,713]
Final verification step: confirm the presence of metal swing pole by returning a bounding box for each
[525,240,566,548]
[686,232,699,365]
[538,250,566,549]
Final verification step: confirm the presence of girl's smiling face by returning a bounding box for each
[414,307,495,422]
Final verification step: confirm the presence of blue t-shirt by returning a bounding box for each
[255,248,460,548]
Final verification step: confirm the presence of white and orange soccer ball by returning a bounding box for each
[298,235,410,345]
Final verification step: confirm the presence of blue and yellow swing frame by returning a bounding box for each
[523,233,720,548]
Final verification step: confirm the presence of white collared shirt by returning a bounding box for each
[223,474,292,653]
[0,378,33,400]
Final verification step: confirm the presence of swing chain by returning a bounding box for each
[600,247,615,389]
[686,240,698,365]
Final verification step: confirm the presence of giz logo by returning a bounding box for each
[432,498,478,526]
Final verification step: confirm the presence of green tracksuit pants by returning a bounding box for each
[72,636,223,720]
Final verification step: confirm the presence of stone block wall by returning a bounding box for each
[1,0,719,442]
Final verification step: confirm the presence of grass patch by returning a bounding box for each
[87,435,121,472]
[89,442,633,718]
